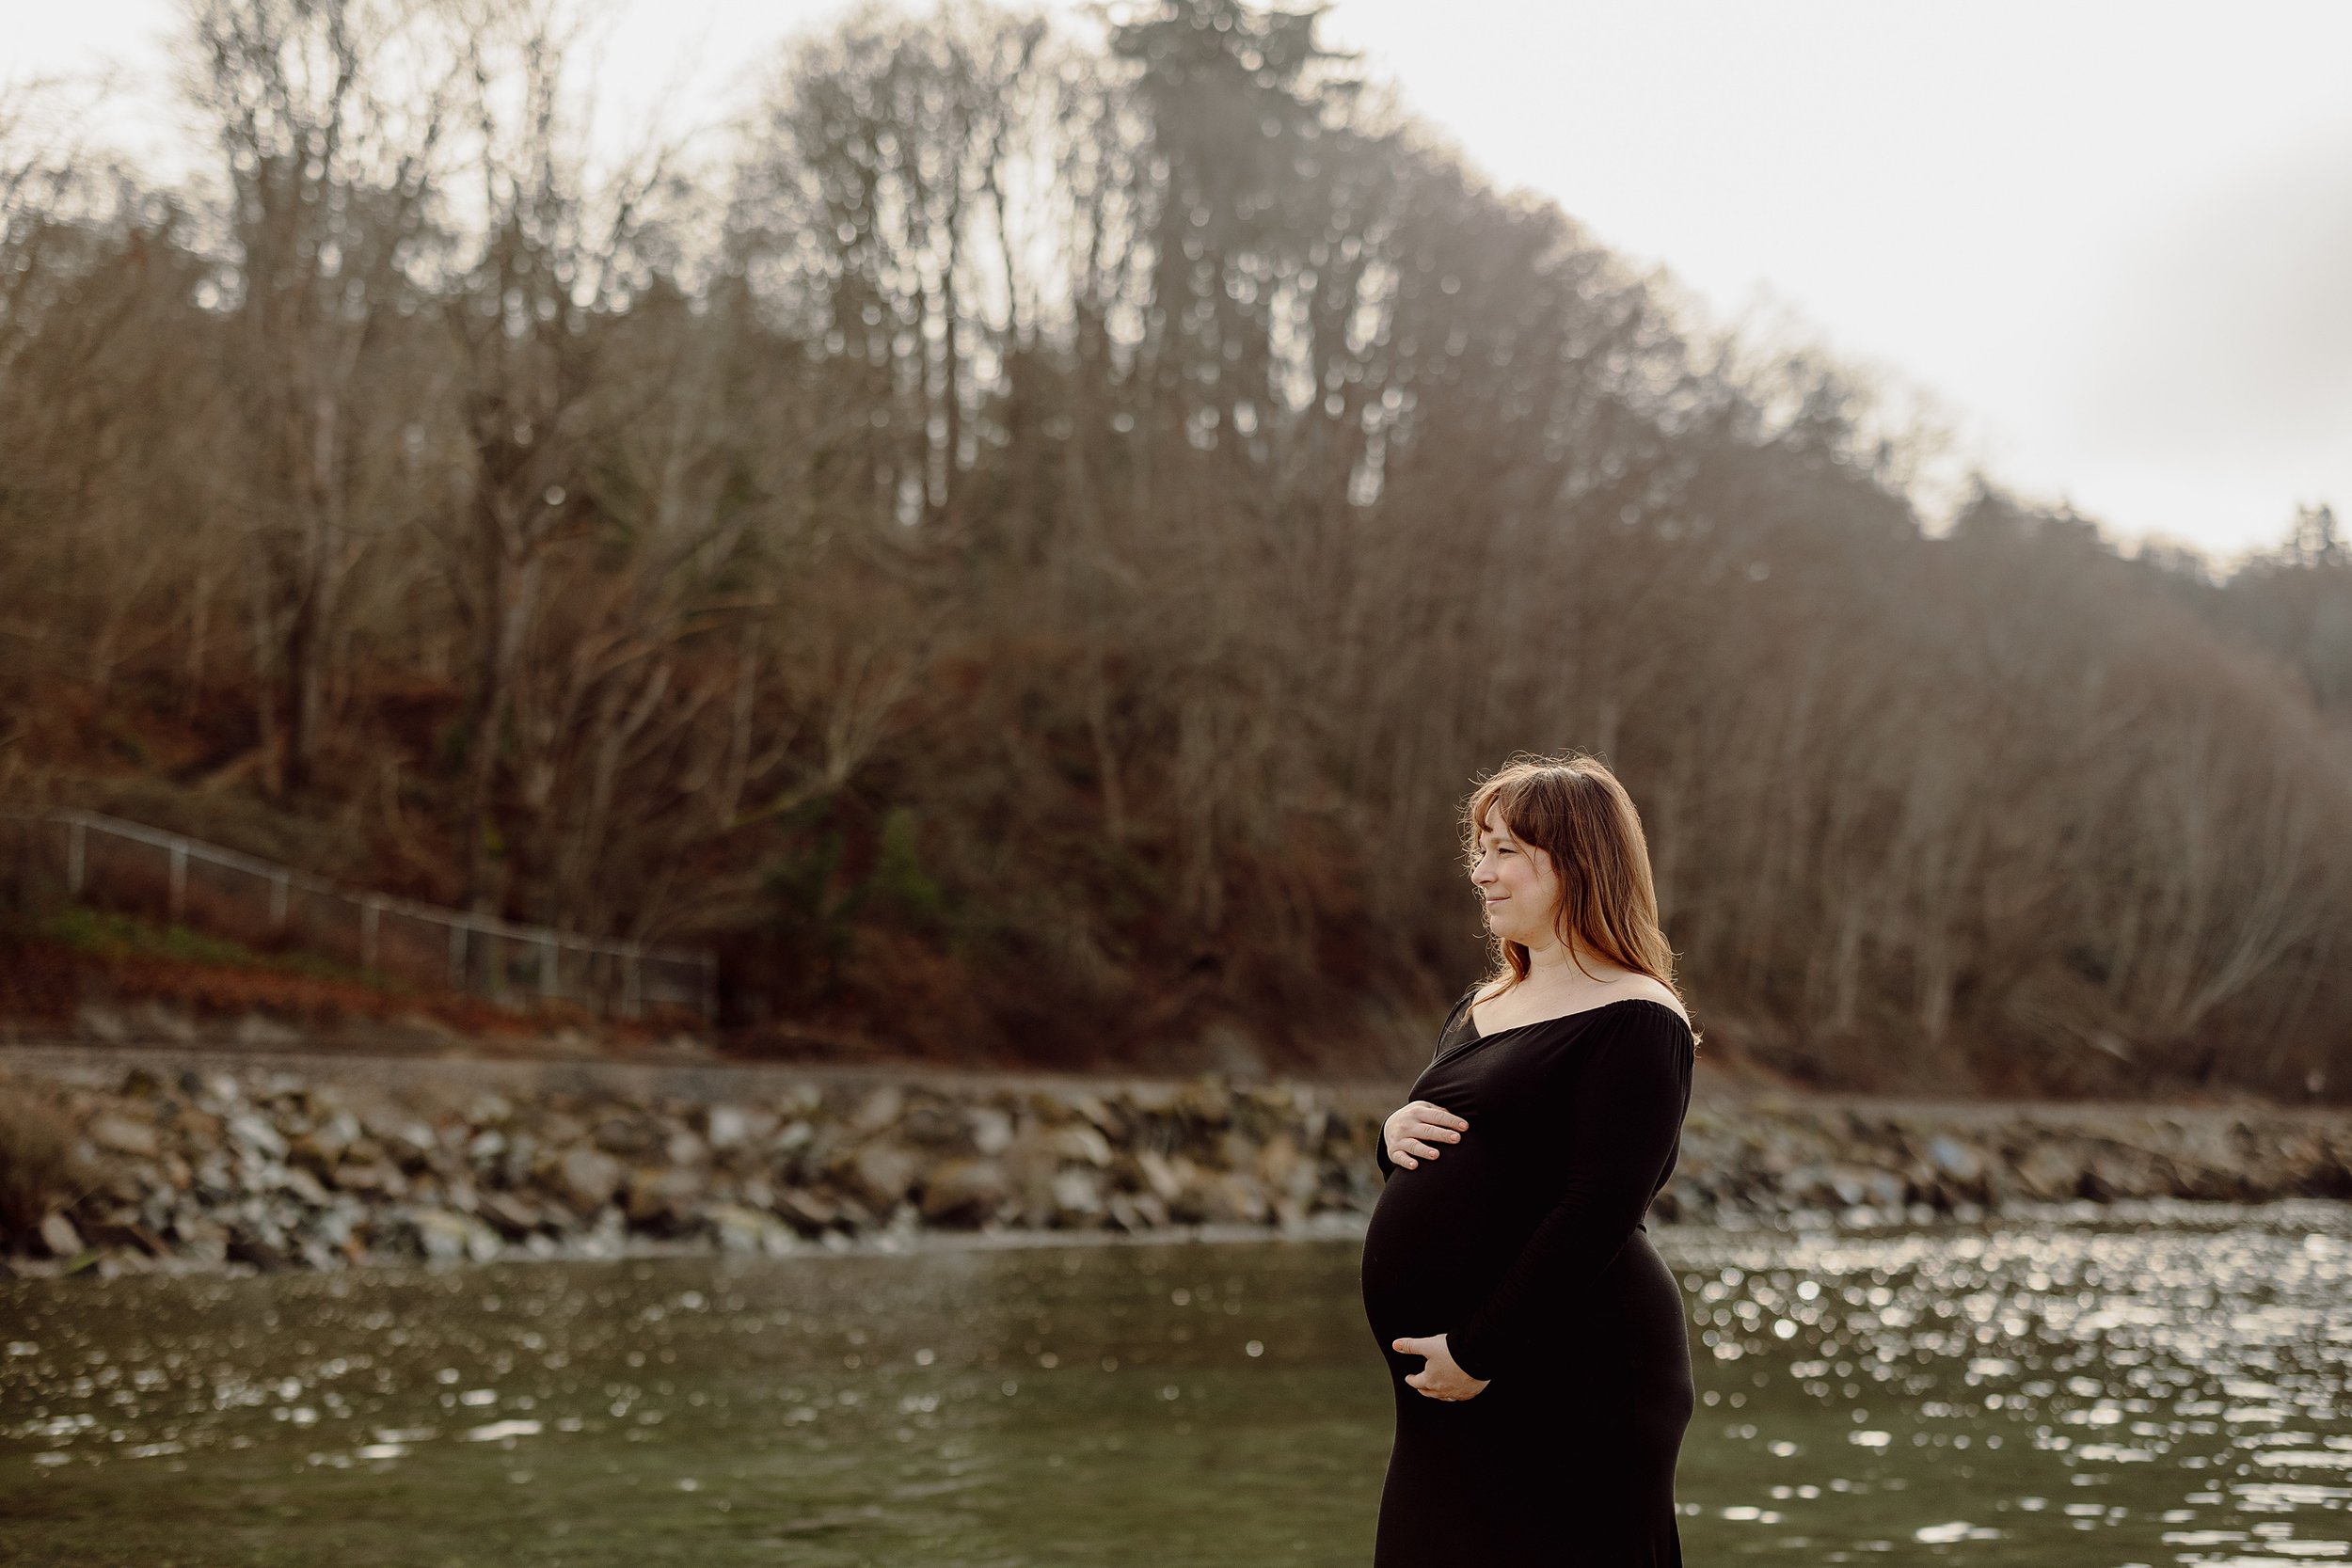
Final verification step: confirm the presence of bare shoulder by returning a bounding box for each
[1615,977,1691,1031]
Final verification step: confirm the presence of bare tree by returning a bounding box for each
[182,0,451,790]
[4,0,2349,1091]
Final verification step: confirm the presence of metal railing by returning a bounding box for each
[22,809,715,1021]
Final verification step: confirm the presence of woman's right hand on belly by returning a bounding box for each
[1383,1101,1467,1169]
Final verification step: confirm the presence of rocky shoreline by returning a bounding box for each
[5,1053,2351,1278]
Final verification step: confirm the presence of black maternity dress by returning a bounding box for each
[1359,991,1696,1566]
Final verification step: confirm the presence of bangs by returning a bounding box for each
[1465,772,1537,840]
[1462,777,1517,853]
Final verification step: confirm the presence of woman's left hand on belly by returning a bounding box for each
[1391,1333,1491,1402]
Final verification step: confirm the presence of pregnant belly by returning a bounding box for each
[1359,1140,1526,1344]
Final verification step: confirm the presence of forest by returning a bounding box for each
[4,0,2351,1097]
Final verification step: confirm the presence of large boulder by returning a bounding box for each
[330,1159,406,1198]
[627,1166,707,1231]
[842,1142,920,1211]
[703,1104,777,1156]
[87,1114,159,1160]
[477,1191,545,1239]
[1142,1153,1268,1224]
[555,1146,625,1214]
[1049,1167,1107,1225]
[1107,1190,1170,1231]
[1031,1089,1121,1137]
[965,1106,1015,1156]
[2084,1147,2164,1201]
[592,1116,657,1157]
[277,1164,333,1208]
[705,1203,791,1255]
[290,1115,360,1176]
[919,1159,1010,1225]
[227,1225,292,1272]
[1923,1133,1985,1185]
[226,1112,288,1162]
[1253,1134,1321,1224]
[772,1187,843,1235]
[898,1096,968,1148]
[1045,1125,1116,1168]
[1176,1076,1232,1128]
[38,1212,85,1259]
[849,1086,904,1136]
[2013,1142,2086,1202]
[404,1208,498,1264]
[1133,1149,1188,1204]
[1190,1170,1271,1225]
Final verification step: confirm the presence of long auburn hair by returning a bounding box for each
[1464,752,1692,1027]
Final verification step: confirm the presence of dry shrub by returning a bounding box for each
[0,1085,88,1248]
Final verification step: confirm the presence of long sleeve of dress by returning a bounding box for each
[1447,1005,1693,1384]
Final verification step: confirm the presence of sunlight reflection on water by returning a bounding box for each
[3,1201,2348,1564]
[1667,1201,2352,1561]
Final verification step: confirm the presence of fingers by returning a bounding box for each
[1383,1104,1466,1173]
[1394,1337,1452,1398]
[1404,1105,1465,1140]
[1384,1131,1457,1167]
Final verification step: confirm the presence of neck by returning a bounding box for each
[1520,934,1594,976]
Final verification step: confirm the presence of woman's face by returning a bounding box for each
[1470,813,1562,951]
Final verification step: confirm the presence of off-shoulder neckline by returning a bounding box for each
[1460,994,1691,1041]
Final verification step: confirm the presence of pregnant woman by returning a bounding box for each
[1360,752,1698,1564]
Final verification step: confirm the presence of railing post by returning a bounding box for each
[32,809,711,1023]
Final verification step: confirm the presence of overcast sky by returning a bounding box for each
[10,0,2350,562]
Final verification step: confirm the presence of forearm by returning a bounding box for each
[1449,1168,1660,1380]
[1448,1013,1690,1382]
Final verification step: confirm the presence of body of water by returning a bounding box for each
[5,1204,2350,1565]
